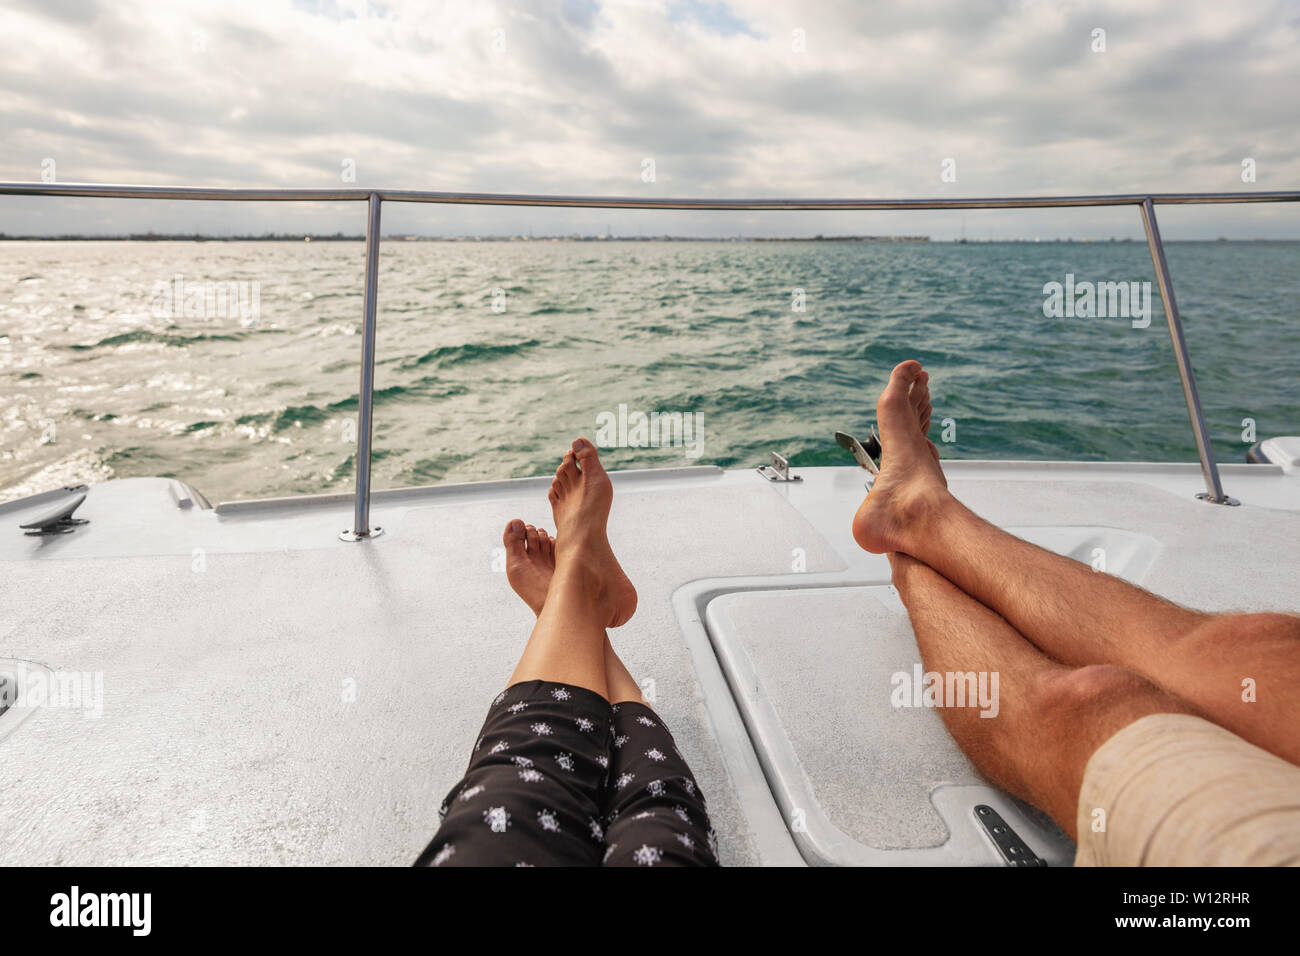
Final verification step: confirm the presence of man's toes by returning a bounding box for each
[889,360,924,389]
[572,437,606,477]
[524,524,540,554]
[878,361,925,422]
[910,373,930,409]
[503,519,527,557]
[537,529,552,560]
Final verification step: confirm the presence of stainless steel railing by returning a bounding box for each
[5,182,1299,535]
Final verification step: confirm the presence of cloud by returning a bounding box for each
[1,0,1296,238]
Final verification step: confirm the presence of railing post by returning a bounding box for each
[340,192,386,540]
[1138,197,1237,505]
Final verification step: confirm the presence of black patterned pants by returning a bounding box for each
[415,680,718,867]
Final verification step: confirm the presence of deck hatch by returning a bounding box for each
[703,584,1077,865]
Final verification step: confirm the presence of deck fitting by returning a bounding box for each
[973,804,1047,867]
[1196,493,1241,506]
[757,452,801,482]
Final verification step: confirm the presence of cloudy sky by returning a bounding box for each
[1,0,1297,238]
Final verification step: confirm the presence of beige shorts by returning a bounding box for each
[1074,713,1300,866]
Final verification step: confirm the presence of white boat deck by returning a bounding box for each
[1,459,1297,865]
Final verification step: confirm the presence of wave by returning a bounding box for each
[230,382,469,434]
[399,339,541,369]
[65,328,275,350]
[528,305,596,315]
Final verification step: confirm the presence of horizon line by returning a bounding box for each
[3,233,1298,243]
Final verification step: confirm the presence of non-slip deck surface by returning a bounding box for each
[0,473,843,865]
[1,462,1296,864]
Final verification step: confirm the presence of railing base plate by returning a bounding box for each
[1195,493,1240,506]
[339,526,385,542]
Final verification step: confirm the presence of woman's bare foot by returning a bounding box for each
[504,518,645,700]
[852,360,953,554]
[547,438,638,628]
[502,519,555,616]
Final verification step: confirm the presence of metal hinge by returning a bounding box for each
[757,451,801,482]
[974,804,1047,867]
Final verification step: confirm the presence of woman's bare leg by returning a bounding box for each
[602,640,648,706]
[501,516,645,706]
[505,440,638,699]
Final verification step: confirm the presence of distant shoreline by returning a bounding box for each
[0,234,1293,243]
[0,233,930,243]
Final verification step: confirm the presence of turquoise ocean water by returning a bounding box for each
[2,239,1298,502]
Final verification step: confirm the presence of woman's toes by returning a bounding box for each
[547,486,559,507]
[503,519,527,557]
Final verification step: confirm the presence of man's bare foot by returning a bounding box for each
[503,519,555,616]
[547,438,638,628]
[851,360,952,554]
